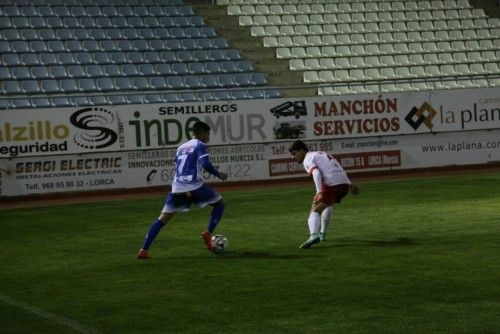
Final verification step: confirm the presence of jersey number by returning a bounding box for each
[177,154,187,174]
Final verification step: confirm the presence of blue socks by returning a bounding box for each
[207,202,225,233]
[142,219,165,250]
[141,202,224,250]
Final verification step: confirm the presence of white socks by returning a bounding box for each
[308,212,320,235]
[320,207,332,234]
[308,207,333,236]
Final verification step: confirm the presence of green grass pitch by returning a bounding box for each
[0,172,499,333]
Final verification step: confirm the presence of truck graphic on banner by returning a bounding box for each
[270,101,307,119]
[273,122,306,139]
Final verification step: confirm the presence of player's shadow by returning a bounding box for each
[223,251,320,259]
[364,237,416,247]
[321,237,416,248]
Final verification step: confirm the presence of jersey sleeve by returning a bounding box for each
[197,142,220,178]
[303,153,318,175]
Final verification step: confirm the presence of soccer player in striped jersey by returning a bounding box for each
[288,140,359,248]
[137,121,228,258]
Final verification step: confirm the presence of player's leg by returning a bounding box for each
[137,212,174,259]
[200,198,225,251]
[137,192,191,259]
[208,198,225,233]
[317,184,349,243]
[192,184,224,251]
[319,206,332,241]
[300,201,328,249]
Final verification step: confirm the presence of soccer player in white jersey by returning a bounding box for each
[137,121,228,259]
[288,140,359,248]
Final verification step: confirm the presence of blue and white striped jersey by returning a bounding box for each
[171,139,210,193]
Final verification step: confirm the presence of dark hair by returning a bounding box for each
[193,121,211,136]
[288,140,308,153]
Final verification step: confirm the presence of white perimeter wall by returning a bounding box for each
[1,87,499,196]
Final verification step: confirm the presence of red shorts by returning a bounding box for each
[313,184,349,206]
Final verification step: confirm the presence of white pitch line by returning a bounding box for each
[0,292,101,334]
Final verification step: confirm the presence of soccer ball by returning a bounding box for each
[211,234,228,253]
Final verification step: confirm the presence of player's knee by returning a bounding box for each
[215,198,225,208]
[213,200,225,215]
[159,212,173,224]
[311,203,326,214]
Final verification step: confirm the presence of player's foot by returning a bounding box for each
[299,233,321,249]
[201,230,214,252]
[137,249,151,259]
[319,232,327,241]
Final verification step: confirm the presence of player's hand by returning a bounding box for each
[349,184,360,195]
[219,172,228,181]
[313,192,323,204]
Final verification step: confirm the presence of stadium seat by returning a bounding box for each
[350,69,366,81]
[97,77,115,91]
[413,81,432,91]
[212,90,230,100]
[12,41,30,53]
[179,92,198,102]
[335,70,353,83]
[251,73,267,85]
[78,79,98,92]
[234,73,252,86]
[60,79,79,92]
[247,89,265,99]
[149,76,167,89]
[221,61,238,73]
[485,62,500,74]
[72,96,91,106]
[132,77,150,90]
[454,64,470,75]
[12,67,31,80]
[31,97,52,108]
[365,56,381,67]
[426,65,442,77]
[160,92,179,103]
[11,99,32,109]
[470,63,486,74]
[304,59,321,70]
[381,83,401,93]
[290,59,306,71]
[380,68,397,80]
[184,75,203,89]
[166,76,185,89]
[205,62,222,74]
[40,80,60,93]
[101,64,120,77]
[21,54,40,66]
[67,65,86,78]
[304,71,321,83]
[201,74,221,88]
[218,74,236,87]
[51,97,72,107]
[108,95,127,105]
[127,95,144,104]
[144,94,162,104]
[21,80,41,94]
[188,62,206,74]
[115,77,133,90]
[365,68,382,81]
[395,55,411,66]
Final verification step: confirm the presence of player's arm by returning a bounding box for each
[310,167,323,203]
[199,154,228,181]
[349,184,360,195]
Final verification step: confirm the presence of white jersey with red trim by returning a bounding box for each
[303,151,351,186]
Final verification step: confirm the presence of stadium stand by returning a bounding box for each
[0,0,281,109]
[217,0,499,96]
[1,0,499,108]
